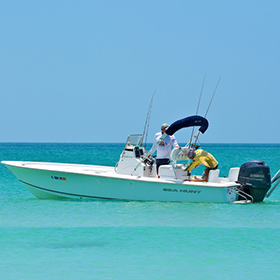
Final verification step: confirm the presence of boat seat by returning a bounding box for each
[158,165,173,178]
[228,167,240,182]
[159,165,189,180]
[208,169,220,182]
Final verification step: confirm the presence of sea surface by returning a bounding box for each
[0,143,280,280]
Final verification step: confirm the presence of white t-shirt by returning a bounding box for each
[152,132,178,159]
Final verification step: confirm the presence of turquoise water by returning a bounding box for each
[1,143,280,280]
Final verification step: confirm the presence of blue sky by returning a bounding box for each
[1,1,279,143]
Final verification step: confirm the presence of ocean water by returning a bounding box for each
[0,143,280,280]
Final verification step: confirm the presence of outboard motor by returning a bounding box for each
[238,160,271,202]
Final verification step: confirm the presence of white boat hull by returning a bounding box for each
[2,161,239,203]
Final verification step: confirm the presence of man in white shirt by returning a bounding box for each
[152,123,180,174]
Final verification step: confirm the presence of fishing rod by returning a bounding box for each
[188,74,207,147]
[196,74,206,115]
[192,76,222,147]
[132,132,167,175]
[142,90,156,148]
[204,76,221,118]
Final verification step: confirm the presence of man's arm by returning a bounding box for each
[185,158,201,171]
[171,136,180,148]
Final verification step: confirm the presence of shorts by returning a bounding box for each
[202,165,218,179]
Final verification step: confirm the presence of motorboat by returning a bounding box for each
[2,115,280,203]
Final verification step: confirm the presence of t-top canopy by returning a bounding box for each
[165,115,209,135]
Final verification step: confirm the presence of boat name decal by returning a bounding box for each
[51,176,67,181]
[163,188,201,194]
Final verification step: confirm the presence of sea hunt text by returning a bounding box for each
[163,188,201,194]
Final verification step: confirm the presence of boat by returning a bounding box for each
[2,115,280,203]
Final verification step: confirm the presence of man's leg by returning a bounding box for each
[156,158,170,174]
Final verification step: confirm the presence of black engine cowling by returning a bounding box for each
[237,160,271,202]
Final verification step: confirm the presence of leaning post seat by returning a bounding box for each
[228,168,240,182]
[208,169,220,182]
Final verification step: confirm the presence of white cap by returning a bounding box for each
[161,123,169,130]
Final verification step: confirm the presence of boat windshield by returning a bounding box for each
[124,134,143,150]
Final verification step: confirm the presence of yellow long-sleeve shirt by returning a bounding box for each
[185,149,218,171]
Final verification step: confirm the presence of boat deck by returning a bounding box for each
[2,161,115,175]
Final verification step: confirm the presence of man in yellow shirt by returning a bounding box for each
[185,148,218,182]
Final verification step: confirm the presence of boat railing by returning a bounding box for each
[266,169,280,198]
[231,187,254,203]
